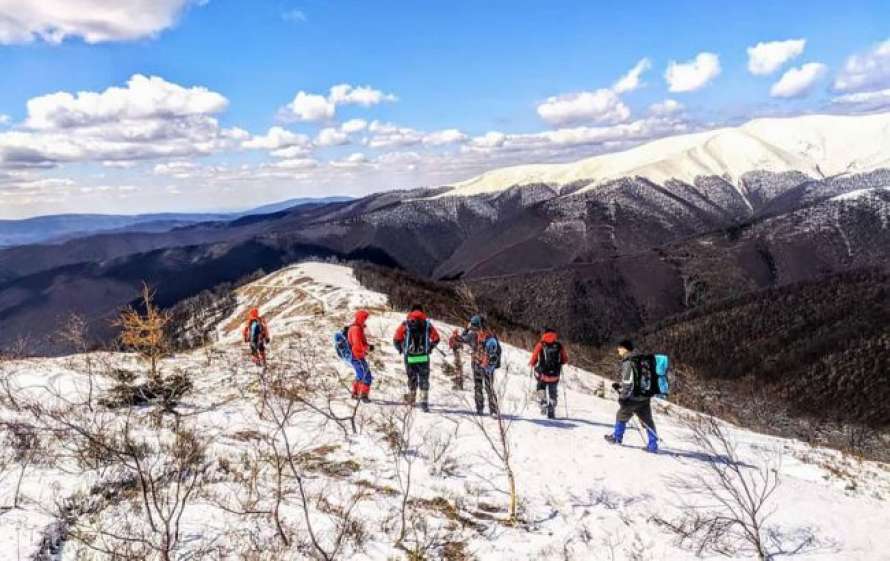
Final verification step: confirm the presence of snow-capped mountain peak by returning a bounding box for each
[441,112,890,198]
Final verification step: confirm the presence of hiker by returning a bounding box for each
[393,304,441,412]
[242,308,270,367]
[448,329,465,390]
[604,339,659,453]
[529,327,568,419]
[459,315,501,417]
[348,310,375,403]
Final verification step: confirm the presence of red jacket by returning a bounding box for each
[242,308,270,342]
[529,331,568,372]
[393,310,440,349]
[348,310,370,360]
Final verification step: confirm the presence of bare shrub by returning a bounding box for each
[654,415,815,560]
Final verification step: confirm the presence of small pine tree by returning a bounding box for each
[116,283,171,381]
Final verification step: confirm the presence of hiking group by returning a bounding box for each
[247,304,669,454]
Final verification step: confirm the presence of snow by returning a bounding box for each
[831,186,890,201]
[1,262,889,560]
[438,112,890,198]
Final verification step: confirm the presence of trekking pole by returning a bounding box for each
[562,376,569,418]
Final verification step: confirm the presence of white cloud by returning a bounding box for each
[315,127,350,147]
[153,160,198,178]
[612,58,652,94]
[329,84,397,107]
[422,129,467,146]
[0,75,240,170]
[242,126,311,150]
[834,39,890,92]
[648,99,683,115]
[25,74,227,129]
[270,145,311,159]
[0,0,201,45]
[331,152,369,168]
[769,62,828,98]
[281,9,306,23]
[470,131,507,148]
[284,91,335,122]
[747,39,806,75]
[832,88,890,112]
[665,52,721,92]
[537,89,630,126]
[282,84,397,122]
[366,121,423,148]
[272,158,318,170]
[0,114,9,125]
[341,118,368,133]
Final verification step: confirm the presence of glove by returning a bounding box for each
[369,344,376,352]
[611,382,621,391]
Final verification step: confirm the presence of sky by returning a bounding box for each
[0,1,889,219]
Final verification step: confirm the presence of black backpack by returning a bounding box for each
[537,341,563,377]
[630,354,659,398]
[403,319,431,364]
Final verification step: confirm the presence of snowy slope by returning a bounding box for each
[1,262,889,560]
[441,113,890,198]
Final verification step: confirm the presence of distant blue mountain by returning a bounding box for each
[0,196,353,248]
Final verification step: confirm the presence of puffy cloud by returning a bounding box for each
[834,39,890,93]
[648,99,683,115]
[153,160,198,178]
[769,63,827,98]
[331,152,369,168]
[242,126,311,150]
[747,39,806,75]
[422,128,467,146]
[270,145,311,159]
[366,121,423,148]
[470,131,507,148]
[341,118,368,133]
[537,89,630,126]
[25,74,227,129]
[665,52,721,92]
[0,75,241,169]
[329,84,397,107]
[612,58,652,94]
[0,114,9,125]
[315,127,350,147]
[284,92,335,122]
[0,0,202,45]
[831,88,890,112]
[282,84,397,122]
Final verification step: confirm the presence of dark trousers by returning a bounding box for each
[536,380,559,406]
[473,365,498,414]
[616,399,656,433]
[406,362,431,392]
[249,340,267,365]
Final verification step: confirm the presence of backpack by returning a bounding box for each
[630,354,670,398]
[479,331,502,372]
[403,319,431,364]
[334,326,352,362]
[249,320,264,344]
[537,341,563,377]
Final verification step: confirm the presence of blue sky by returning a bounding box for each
[1,0,889,218]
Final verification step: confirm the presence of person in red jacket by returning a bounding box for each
[348,309,374,402]
[393,304,440,412]
[529,327,569,419]
[242,308,270,367]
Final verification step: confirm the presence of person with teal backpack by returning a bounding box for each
[393,304,441,412]
[604,339,669,453]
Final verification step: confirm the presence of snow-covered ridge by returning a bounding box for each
[440,112,890,198]
[1,262,888,560]
[832,185,890,201]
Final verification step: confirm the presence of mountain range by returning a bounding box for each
[1,112,888,358]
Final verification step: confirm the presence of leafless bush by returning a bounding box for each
[463,366,523,525]
[57,313,98,411]
[425,421,460,478]
[0,419,43,510]
[654,415,815,560]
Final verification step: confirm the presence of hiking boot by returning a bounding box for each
[547,407,555,420]
[420,401,430,412]
[475,409,484,416]
[604,434,621,444]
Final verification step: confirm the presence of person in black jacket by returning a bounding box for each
[604,339,658,453]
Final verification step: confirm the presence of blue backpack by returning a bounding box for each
[654,354,670,397]
[334,326,352,362]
